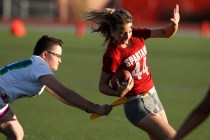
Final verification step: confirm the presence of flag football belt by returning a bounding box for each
[126,92,150,102]
[126,86,156,102]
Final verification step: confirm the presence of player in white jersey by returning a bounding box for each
[0,35,112,140]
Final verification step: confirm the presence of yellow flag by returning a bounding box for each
[90,96,128,120]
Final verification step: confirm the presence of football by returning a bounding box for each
[111,70,131,90]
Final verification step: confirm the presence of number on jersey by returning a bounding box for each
[132,56,149,79]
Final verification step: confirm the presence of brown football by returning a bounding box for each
[111,70,131,90]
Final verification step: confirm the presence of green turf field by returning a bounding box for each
[0,29,209,140]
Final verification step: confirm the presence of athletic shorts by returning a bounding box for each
[0,95,9,117]
[0,90,9,117]
[123,87,163,126]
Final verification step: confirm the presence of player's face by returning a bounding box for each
[44,45,62,71]
[112,22,132,46]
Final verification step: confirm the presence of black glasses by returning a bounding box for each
[47,51,62,59]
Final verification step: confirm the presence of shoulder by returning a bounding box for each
[30,55,50,69]
[104,43,128,61]
[31,55,45,64]
[30,55,53,79]
[104,42,119,56]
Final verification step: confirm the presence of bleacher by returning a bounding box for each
[1,0,56,20]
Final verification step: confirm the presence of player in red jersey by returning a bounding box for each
[172,87,210,140]
[83,4,180,140]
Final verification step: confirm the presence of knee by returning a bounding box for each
[13,127,24,140]
[7,129,24,140]
[3,123,24,140]
[0,108,24,140]
[17,128,24,140]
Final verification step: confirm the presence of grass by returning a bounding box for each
[0,30,210,140]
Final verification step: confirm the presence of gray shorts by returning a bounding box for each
[124,87,163,126]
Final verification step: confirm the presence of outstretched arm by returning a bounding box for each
[150,4,180,38]
[39,74,112,115]
[45,86,81,109]
[173,88,210,140]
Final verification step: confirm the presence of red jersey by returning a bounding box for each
[102,28,154,96]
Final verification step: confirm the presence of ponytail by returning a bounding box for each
[83,8,133,45]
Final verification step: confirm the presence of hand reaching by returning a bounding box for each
[170,4,180,25]
[94,104,113,115]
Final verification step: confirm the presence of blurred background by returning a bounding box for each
[0,0,210,22]
[0,0,210,38]
[0,0,209,140]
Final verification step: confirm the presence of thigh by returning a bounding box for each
[124,91,176,139]
[0,106,23,138]
[137,111,176,140]
[124,92,164,126]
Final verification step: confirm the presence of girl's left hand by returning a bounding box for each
[117,75,134,97]
[170,4,180,25]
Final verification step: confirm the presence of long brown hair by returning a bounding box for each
[83,8,133,45]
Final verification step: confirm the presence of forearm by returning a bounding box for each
[174,102,210,140]
[159,4,179,38]
[174,112,208,139]
[99,84,120,97]
[45,86,82,109]
[40,75,101,113]
[58,88,99,112]
[150,22,179,38]
[164,22,179,38]
[175,91,210,139]
[69,92,99,113]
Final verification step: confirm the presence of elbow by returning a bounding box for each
[167,34,173,38]
[167,31,176,38]
[99,84,108,95]
[164,24,178,38]
[98,85,104,93]
[99,86,102,93]
[163,29,174,38]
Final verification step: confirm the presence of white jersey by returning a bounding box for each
[0,55,53,103]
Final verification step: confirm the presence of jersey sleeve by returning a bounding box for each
[31,60,53,80]
[132,28,151,40]
[102,54,120,73]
